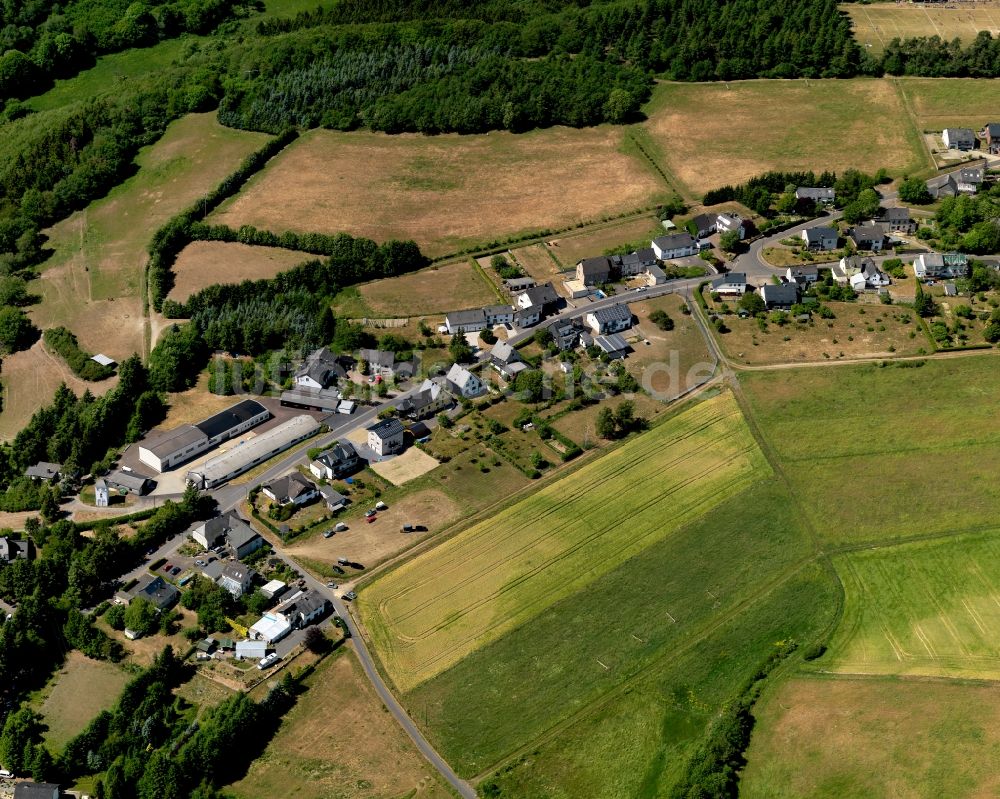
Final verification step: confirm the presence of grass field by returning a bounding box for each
[36,651,129,750]
[544,215,664,268]
[209,127,669,258]
[743,676,1000,799]
[827,532,1000,680]
[168,242,309,303]
[360,392,769,692]
[357,259,499,316]
[508,243,565,284]
[639,80,928,197]
[897,76,1000,131]
[227,650,451,799]
[477,562,838,794]
[404,477,824,777]
[741,356,1000,545]
[712,301,930,365]
[844,2,1000,54]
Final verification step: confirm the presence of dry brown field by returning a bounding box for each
[641,80,927,196]
[285,487,461,569]
[844,2,1000,54]
[508,243,565,283]
[227,650,451,799]
[359,259,498,315]
[209,127,668,258]
[897,76,1000,131]
[370,447,440,485]
[158,372,249,428]
[743,676,1000,799]
[167,242,309,303]
[0,340,117,441]
[628,293,715,397]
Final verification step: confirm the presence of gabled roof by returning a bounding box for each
[795,187,835,200]
[219,561,256,585]
[319,485,348,506]
[877,207,911,222]
[944,127,975,140]
[225,516,261,550]
[652,232,696,251]
[958,167,985,183]
[358,349,395,368]
[483,304,514,317]
[317,441,358,466]
[849,223,886,244]
[711,272,747,288]
[594,333,631,354]
[105,469,152,492]
[25,462,61,480]
[490,340,520,364]
[577,256,612,277]
[690,213,715,232]
[803,226,837,243]
[588,303,632,326]
[520,282,559,307]
[985,123,1000,136]
[263,472,316,503]
[368,417,405,439]
[195,399,268,440]
[926,173,955,190]
[760,283,799,304]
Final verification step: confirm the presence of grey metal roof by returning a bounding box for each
[105,469,152,492]
[140,425,207,458]
[594,333,630,353]
[195,399,268,440]
[795,187,835,200]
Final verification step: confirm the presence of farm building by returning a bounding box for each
[94,478,109,507]
[185,415,320,489]
[280,387,341,413]
[261,472,319,507]
[139,399,269,472]
[105,469,153,495]
[711,272,749,296]
[0,536,30,563]
[801,226,838,252]
[367,417,406,457]
[651,233,697,260]
[310,442,362,480]
[504,277,535,292]
[942,128,975,150]
[586,303,632,335]
[446,363,486,399]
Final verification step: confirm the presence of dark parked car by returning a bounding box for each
[170,567,181,576]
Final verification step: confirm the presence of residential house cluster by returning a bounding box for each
[445,284,560,334]
[542,302,635,355]
[941,124,1000,153]
[832,256,890,291]
[926,165,986,199]
[192,513,265,559]
[247,589,331,646]
[914,252,970,280]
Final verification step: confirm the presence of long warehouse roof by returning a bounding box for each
[188,415,320,483]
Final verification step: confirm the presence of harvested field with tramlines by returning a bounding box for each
[639,79,927,196]
[209,127,669,258]
[827,532,1000,681]
[359,392,769,692]
[358,260,498,316]
[167,241,309,303]
[843,2,1000,54]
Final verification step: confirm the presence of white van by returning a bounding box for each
[0,769,14,779]
[258,653,281,670]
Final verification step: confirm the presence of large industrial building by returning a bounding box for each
[138,399,270,472]
[185,415,321,489]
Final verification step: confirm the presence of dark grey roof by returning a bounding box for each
[105,469,152,492]
[878,207,911,222]
[141,424,207,458]
[653,232,696,251]
[319,485,348,506]
[944,127,975,141]
[959,167,984,183]
[522,283,559,307]
[594,333,631,354]
[711,272,747,288]
[13,783,61,799]
[219,561,256,584]
[985,123,1000,136]
[795,187,835,200]
[504,277,535,290]
[0,536,30,561]
[368,417,405,439]
[803,226,837,242]
[927,173,954,190]
[483,304,514,317]
[490,340,520,364]
[317,441,358,466]
[445,308,487,326]
[850,223,886,244]
[358,349,395,368]
[760,283,799,304]
[589,303,632,325]
[25,462,61,480]
[280,388,341,411]
[263,472,316,503]
[691,213,715,232]
[578,256,612,277]
[195,399,268,440]
[787,266,819,277]
[137,575,179,607]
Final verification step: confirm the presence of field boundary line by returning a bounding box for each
[827,522,1000,556]
[469,554,816,785]
[891,78,938,173]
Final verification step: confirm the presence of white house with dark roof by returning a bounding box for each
[445,363,486,399]
[689,213,717,238]
[849,223,887,253]
[395,377,452,420]
[849,260,890,291]
[760,283,799,309]
[801,226,838,252]
[874,207,916,234]
[25,462,61,482]
[956,166,985,194]
[710,273,748,296]
[489,341,528,380]
[294,347,347,390]
[261,472,319,507]
[367,417,406,457]
[516,283,559,314]
[310,442,358,480]
[785,266,820,285]
[651,233,697,260]
[914,252,969,280]
[585,303,632,335]
[795,187,835,203]
[0,536,30,563]
[943,128,976,151]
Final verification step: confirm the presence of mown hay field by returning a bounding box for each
[360,392,770,692]
[898,76,1000,131]
[640,79,928,197]
[406,479,827,777]
[827,532,1000,680]
[357,259,498,316]
[37,651,129,750]
[209,127,669,258]
[168,242,309,303]
[743,676,1000,799]
[544,214,664,268]
[741,356,1000,545]
[843,2,1000,54]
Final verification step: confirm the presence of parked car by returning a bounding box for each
[195,559,206,566]
[334,522,348,532]
[0,769,13,779]
[401,524,414,533]
[364,509,376,518]
[323,530,334,539]
[162,563,173,572]
[337,557,349,566]
[258,653,281,670]
[332,565,345,575]
[366,515,377,524]
[170,567,181,576]
[375,501,388,511]
[326,581,338,589]
[343,591,357,601]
